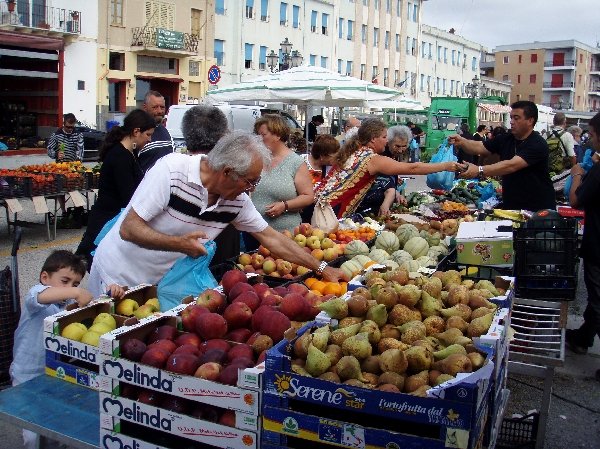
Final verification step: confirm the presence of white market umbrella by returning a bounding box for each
[366,98,424,111]
[206,65,404,107]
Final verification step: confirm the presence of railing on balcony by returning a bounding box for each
[544,60,575,67]
[543,102,572,110]
[0,1,81,33]
[543,81,574,88]
[131,27,199,53]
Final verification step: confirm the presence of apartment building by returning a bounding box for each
[97,0,215,127]
[213,0,425,93]
[0,0,91,139]
[493,40,600,112]
[418,25,484,107]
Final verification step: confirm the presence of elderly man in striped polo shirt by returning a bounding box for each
[47,113,84,162]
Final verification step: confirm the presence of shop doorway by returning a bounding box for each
[135,77,180,110]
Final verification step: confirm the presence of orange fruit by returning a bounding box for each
[309,289,323,297]
[322,283,342,296]
[304,277,318,289]
[311,281,327,294]
[340,282,348,294]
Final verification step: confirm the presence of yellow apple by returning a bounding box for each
[133,304,155,320]
[80,331,102,347]
[144,298,160,312]
[61,322,87,341]
[88,322,113,335]
[93,313,117,330]
[115,298,139,316]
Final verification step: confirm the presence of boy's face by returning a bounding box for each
[40,267,83,288]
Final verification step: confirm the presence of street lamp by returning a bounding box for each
[465,76,486,98]
[266,37,303,72]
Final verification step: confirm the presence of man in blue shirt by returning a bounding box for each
[137,90,174,172]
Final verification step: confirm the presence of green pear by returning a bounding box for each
[341,332,372,359]
[133,304,155,320]
[432,373,455,386]
[467,352,486,370]
[440,304,472,322]
[305,344,331,377]
[435,328,466,346]
[335,356,366,382]
[418,290,443,318]
[312,326,330,352]
[318,297,349,320]
[365,304,388,327]
[329,323,361,346]
[433,343,467,361]
[474,280,500,296]
[440,353,473,376]
[359,320,381,344]
[394,284,421,307]
[398,320,427,345]
[378,348,408,374]
[467,312,495,338]
[404,370,430,393]
[404,345,433,373]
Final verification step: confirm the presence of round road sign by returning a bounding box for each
[208,65,221,85]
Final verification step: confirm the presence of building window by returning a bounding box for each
[396,34,400,52]
[279,2,287,25]
[245,0,254,18]
[338,18,343,38]
[385,31,389,49]
[420,74,425,91]
[373,28,379,47]
[372,66,378,82]
[427,75,431,93]
[109,52,125,70]
[407,2,412,19]
[292,5,299,27]
[436,77,440,93]
[412,39,417,56]
[215,0,225,15]
[259,46,267,70]
[244,43,254,68]
[78,80,85,90]
[374,0,380,9]
[472,56,477,70]
[386,0,391,13]
[502,55,509,64]
[110,0,123,25]
[450,79,454,94]
[383,67,389,85]
[579,53,583,63]
[311,10,317,32]
[406,36,410,54]
[363,0,368,5]
[346,61,353,76]
[347,20,354,40]
[412,3,418,21]
[517,74,521,83]
[437,45,441,62]
[322,13,328,34]
[529,94,535,102]
[214,39,224,65]
[109,81,126,112]
[189,60,200,76]
[191,9,204,38]
[502,74,509,81]
[360,64,366,80]
[395,70,399,85]
[361,24,367,44]
[321,56,328,68]
[518,54,522,63]
[529,74,536,83]
[338,59,343,73]
[442,78,446,94]
[451,49,456,65]
[421,41,426,57]
[137,55,177,73]
[428,43,432,59]
[145,1,175,29]
[261,0,269,21]
[531,53,537,63]
[309,54,316,66]
[443,47,447,63]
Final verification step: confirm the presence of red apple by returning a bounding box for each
[250,253,265,270]
[257,245,271,257]
[137,388,165,406]
[175,332,202,349]
[223,302,253,329]
[202,339,231,353]
[120,338,147,362]
[147,339,177,354]
[287,283,309,296]
[232,290,261,311]
[181,304,210,332]
[227,343,254,363]
[165,353,200,375]
[221,270,248,296]
[194,362,222,381]
[173,344,202,357]
[261,294,283,306]
[279,293,309,321]
[228,282,254,302]
[225,328,253,343]
[272,286,288,296]
[140,347,170,368]
[196,289,226,313]
[252,283,271,299]
[147,325,178,344]
[251,305,275,332]
[195,312,228,340]
[219,410,236,427]
[299,223,313,237]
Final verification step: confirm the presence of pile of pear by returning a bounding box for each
[293,268,503,397]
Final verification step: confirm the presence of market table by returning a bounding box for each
[0,375,98,449]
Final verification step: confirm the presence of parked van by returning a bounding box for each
[165,103,301,151]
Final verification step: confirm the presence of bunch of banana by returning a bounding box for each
[492,209,525,223]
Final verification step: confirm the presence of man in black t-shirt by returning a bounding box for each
[449,101,555,212]
[566,112,600,372]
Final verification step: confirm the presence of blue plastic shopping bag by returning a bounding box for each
[426,139,457,191]
[563,149,594,203]
[157,240,218,311]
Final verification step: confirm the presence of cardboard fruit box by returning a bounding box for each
[264,322,494,431]
[456,220,514,267]
[98,313,261,416]
[99,394,259,449]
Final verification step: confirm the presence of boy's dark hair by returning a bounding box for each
[511,100,538,125]
[63,113,77,124]
[477,124,487,133]
[41,250,87,278]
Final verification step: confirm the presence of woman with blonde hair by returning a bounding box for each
[244,114,314,250]
[315,118,463,218]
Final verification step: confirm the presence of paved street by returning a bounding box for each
[0,154,598,448]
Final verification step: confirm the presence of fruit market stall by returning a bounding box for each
[1,161,101,239]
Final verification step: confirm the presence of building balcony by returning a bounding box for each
[543,102,572,110]
[589,86,600,96]
[543,81,574,89]
[131,27,199,56]
[0,2,81,34]
[543,60,575,68]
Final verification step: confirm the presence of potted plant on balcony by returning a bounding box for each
[71,11,79,21]
[7,0,16,13]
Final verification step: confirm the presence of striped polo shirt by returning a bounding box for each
[92,153,267,289]
[47,128,84,161]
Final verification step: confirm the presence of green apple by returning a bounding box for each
[133,304,155,320]
[115,298,139,316]
[93,313,117,330]
[61,322,87,341]
[88,322,113,335]
[144,298,160,312]
[80,331,102,347]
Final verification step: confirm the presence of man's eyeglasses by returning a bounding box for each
[230,170,261,190]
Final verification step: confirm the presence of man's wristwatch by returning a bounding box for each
[315,261,328,276]
[478,166,484,180]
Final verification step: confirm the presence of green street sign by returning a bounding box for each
[156,28,184,50]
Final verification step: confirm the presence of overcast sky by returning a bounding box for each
[422,0,599,51]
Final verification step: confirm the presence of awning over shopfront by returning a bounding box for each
[107,78,131,83]
[135,75,183,83]
[0,30,63,51]
[478,103,512,114]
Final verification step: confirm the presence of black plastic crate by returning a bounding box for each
[83,171,100,190]
[513,218,578,300]
[496,412,538,449]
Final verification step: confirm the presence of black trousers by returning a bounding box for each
[572,259,600,347]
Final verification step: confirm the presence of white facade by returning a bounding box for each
[418,25,484,107]
[58,0,99,126]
